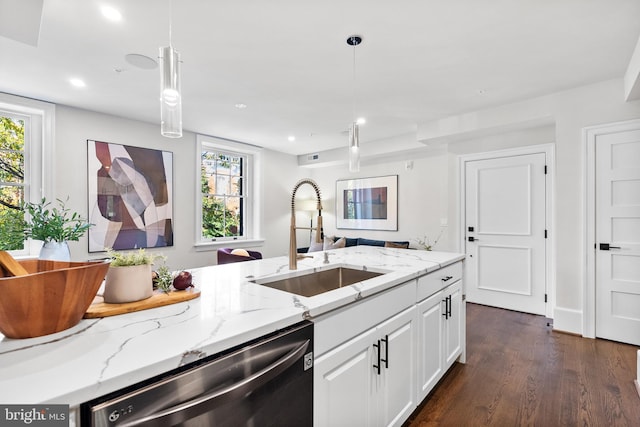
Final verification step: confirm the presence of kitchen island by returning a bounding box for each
[0,246,464,424]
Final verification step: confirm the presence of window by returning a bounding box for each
[201,151,244,238]
[0,113,27,251]
[196,135,262,246]
[0,94,54,257]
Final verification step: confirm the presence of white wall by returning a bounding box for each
[47,77,640,335]
[54,105,298,270]
[305,149,451,250]
[305,78,640,335]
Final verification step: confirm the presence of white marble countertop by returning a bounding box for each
[0,246,463,407]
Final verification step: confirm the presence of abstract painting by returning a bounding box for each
[87,140,173,252]
[336,175,398,230]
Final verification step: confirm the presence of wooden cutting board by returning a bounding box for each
[84,288,201,318]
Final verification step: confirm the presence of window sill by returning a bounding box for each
[193,239,265,252]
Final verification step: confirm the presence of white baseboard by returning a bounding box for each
[552,306,582,335]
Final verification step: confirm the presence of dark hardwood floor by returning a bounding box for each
[405,303,640,427]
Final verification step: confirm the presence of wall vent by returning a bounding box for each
[307,153,320,161]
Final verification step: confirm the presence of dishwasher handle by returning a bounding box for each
[120,339,310,427]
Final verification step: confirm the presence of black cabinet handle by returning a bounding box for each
[373,340,381,375]
[380,335,389,369]
[442,296,452,319]
[441,275,453,282]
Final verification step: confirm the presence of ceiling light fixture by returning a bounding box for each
[159,0,182,138]
[69,78,86,88]
[347,35,362,173]
[100,5,122,22]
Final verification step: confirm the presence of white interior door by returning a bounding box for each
[595,129,640,346]
[464,152,547,315]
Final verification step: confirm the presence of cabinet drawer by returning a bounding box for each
[417,261,462,302]
[313,280,416,356]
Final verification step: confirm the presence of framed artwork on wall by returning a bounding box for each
[87,140,174,252]
[336,175,398,230]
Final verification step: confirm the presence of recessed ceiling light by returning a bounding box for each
[125,53,158,69]
[235,103,247,109]
[100,5,122,22]
[356,117,366,125]
[69,78,86,88]
[288,136,295,142]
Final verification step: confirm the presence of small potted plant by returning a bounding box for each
[6,197,92,261]
[104,248,164,303]
[413,227,446,251]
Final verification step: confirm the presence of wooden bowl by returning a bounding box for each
[0,259,109,339]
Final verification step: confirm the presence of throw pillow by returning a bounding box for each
[384,241,410,249]
[231,248,251,257]
[307,231,325,252]
[324,236,346,250]
[357,238,386,247]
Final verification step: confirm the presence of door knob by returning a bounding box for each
[468,236,479,242]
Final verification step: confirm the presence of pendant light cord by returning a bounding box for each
[168,0,173,47]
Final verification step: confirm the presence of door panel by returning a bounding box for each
[477,164,532,234]
[465,153,546,315]
[477,245,531,294]
[595,129,640,345]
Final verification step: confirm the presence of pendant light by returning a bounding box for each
[347,35,362,173]
[159,0,182,138]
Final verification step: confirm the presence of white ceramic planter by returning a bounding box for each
[39,241,71,261]
[103,264,153,304]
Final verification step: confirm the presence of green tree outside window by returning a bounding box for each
[0,116,26,250]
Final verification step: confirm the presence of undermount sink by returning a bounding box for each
[251,266,386,297]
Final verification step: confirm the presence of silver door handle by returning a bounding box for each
[120,339,310,427]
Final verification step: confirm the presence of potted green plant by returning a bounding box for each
[104,248,164,303]
[0,197,91,260]
[413,227,446,251]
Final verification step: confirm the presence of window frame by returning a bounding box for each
[0,93,55,257]
[195,134,263,250]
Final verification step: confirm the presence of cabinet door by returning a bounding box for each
[416,290,444,402]
[314,327,377,427]
[444,280,463,368]
[378,306,417,427]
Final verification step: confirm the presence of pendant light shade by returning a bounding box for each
[349,122,360,173]
[159,45,182,138]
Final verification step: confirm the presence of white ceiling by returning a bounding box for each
[1,0,639,155]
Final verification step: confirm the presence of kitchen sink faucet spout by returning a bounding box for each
[290,179,323,270]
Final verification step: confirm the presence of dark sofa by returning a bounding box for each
[299,236,410,253]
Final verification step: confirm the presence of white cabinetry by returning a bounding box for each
[416,262,464,402]
[416,291,443,400]
[443,280,463,368]
[313,259,465,427]
[314,306,416,427]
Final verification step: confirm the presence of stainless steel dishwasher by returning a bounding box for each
[81,321,313,427]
